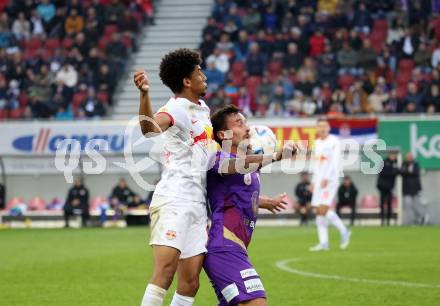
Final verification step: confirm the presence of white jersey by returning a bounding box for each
[312,134,341,186]
[153,97,215,204]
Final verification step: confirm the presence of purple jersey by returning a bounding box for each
[207,151,260,254]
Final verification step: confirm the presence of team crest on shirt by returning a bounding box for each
[165,229,177,240]
[244,173,252,185]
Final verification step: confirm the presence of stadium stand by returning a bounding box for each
[201,0,440,116]
[0,0,154,120]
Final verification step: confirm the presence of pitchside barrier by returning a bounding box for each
[0,116,439,227]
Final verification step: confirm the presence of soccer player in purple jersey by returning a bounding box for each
[204,105,297,306]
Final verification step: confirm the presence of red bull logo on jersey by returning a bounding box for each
[193,125,214,146]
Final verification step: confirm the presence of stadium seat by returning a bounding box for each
[44,38,60,50]
[90,196,107,213]
[104,25,119,36]
[231,61,245,75]
[360,194,379,209]
[398,59,415,73]
[373,19,388,32]
[9,108,24,119]
[0,109,8,120]
[97,91,109,105]
[28,197,46,211]
[26,36,42,50]
[245,76,262,97]
[338,74,355,91]
[62,37,74,49]
[5,197,26,211]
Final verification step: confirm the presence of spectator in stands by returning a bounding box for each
[206,48,229,75]
[234,30,250,61]
[236,86,253,116]
[106,0,125,24]
[0,182,4,210]
[204,57,224,94]
[199,33,216,66]
[368,84,389,113]
[246,42,266,76]
[208,86,230,113]
[203,17,220,41]
[78,87,106,118]
[403,82,423,112]
[337,41,359,76]
[353,2,372,34]
[318,53,337,88]
[263,6,278,31]
[337,175,358,226]
[216,32,234,55]
[94,63,116,98]
[309,29,326,58]
[401,152,423,225]
[358,38,377,73]
[294,171,312,225]
[283,42,304,72]
[377,151,399,226]
[64,177,89,228]
[255,29,272,57]
[242,4,261,33]
[346,81,370,113]
[55,105,73,120]
[56,62,78,89]
[11,12,31,41]
[423,84,440,112]
[398,27,419,59]
[432,43,440,68]
[64,8,84,36]
[37,0,56,30]
[414,42,433,73]
[224,20,239,42]
[106,33,127,73]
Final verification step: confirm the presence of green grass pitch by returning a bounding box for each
[1,226,439,306]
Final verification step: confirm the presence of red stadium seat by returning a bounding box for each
[396,73,412,86]
[97,91,109,105]
[5,197,26,211]
[338,74,355,91]
[396,86,407,100]
[44,38,60,50]
[104,24,119,36]
[72,92,87,108]
[0,108,8,120]
[231,61,245,75]
[245,76,262,97]
[373,19,388,32]
[28,197,46,211]
[98,36,111,50]
[62,37,74,49]
[121,34,132,49]
[26,36,42,50]
[90,196,107,213]
[9,108,24,119]
[398,59,415,73]
[360,194,379,209]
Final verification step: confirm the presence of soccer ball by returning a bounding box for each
[249,125,277,154]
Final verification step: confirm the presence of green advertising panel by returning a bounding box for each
[379,119,440,169]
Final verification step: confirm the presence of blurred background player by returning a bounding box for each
[376,151,399,226]
[310,118,351,251]
[337,175,359,226]
[204,105,297,306]
[134,48,212,306]
[63,177,89,228]
[294,171,312,225]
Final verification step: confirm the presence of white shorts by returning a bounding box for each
[311,184,338,207]
[149,194,208,259]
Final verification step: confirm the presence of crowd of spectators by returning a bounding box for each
[200,0,440,117]
[0,0,154,120]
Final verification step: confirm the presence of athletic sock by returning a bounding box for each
[170,292,195,306]
[326,210,348,237]
[141,284,167,306]
[316,215,329,247]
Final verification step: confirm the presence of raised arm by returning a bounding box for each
[134,70,171,136]
[219,142,299,175]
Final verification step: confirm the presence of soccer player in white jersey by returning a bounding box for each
[134,49,213,306]
[309,118,351,252]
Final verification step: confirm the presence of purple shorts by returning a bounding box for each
[203,251,266,306]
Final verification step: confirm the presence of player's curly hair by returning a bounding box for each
[159,48,201,93]
[210,104,240,144]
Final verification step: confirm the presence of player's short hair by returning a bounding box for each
[210,104,240,144]
[317,117,329,124]
[159,48,201,93]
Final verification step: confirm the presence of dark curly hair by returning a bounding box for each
[159,48,201,93]
[210,104,240,144]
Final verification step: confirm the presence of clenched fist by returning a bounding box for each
[134,70,150,93]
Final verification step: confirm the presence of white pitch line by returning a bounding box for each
[276,258,440,289]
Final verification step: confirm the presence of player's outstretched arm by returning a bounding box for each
[219,142,298,175]
[259,193,288,214]
[134,70,171,137]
